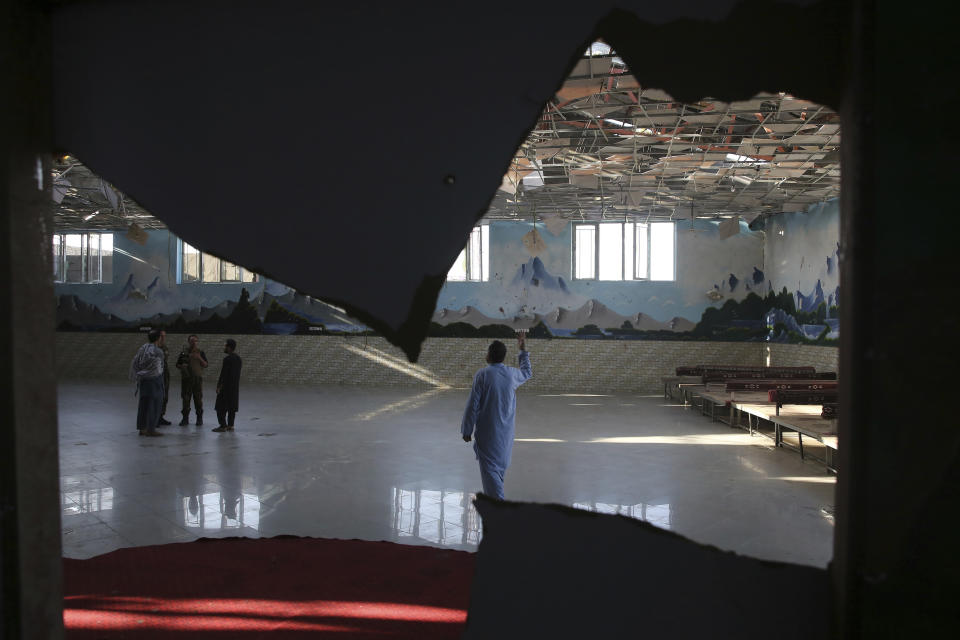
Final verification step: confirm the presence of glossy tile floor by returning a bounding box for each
[58,383,836,567]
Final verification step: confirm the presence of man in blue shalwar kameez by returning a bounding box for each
[461,331,532,500]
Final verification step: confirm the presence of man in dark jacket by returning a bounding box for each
[212,338,242,432]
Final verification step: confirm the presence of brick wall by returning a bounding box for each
[56,333,766,394]
[767,343,839,374]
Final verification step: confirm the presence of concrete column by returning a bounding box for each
[835,0,960,636]
[0,1,63,638]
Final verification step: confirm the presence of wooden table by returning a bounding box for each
[695,386,735,424]
[732,401,838,472]
[661,376,702,403]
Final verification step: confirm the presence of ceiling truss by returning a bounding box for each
[51,45,840,231]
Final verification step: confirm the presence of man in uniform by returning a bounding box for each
[176,334,208,426]
[460,330,532,500]
[212,338,242,432]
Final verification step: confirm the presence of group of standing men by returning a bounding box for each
[129,332,242,435]
[130,327,530,502]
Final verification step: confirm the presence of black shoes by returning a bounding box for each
[196,412,203,426]
[212,426,227,432]
[158,417,172,426]
[179,416,189,426]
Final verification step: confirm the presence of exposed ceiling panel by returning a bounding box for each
[52,44,840,234]
[51,159,165,230]
[485,47,840,222]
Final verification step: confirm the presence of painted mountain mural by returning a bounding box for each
[433,240,837,343]
[57,276,370,335]
[505,257,587,316]
[434,256,727,339]
[54,210,839,344]
[57,265,837,343]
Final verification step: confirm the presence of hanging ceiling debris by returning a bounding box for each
[51,156,165,230]
[51,42,839,231]
[486,43,840,223]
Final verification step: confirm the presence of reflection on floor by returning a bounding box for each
[58,383,835,567]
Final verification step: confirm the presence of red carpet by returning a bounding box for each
[63,537,476,639]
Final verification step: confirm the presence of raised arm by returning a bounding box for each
[515,330,532,384]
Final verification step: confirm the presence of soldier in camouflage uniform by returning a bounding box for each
[177,334,208,426]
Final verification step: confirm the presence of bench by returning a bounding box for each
[693,378,838,423]
[663,366,841,472]
[769,412,838,472]
[768,388,839,416]
[663,365,822,405]
[675,365,816,377]
[662,375,704,402]
[703,370,836,383]
[731,402,838,472]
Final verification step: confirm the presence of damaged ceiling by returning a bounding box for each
[51,158,163,230]
[490,43,840,224]
[52,42,839,232]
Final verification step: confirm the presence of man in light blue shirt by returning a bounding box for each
[461,331,532,500]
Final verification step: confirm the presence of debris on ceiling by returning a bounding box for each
[51,156,165,230]
[52,42,839,231]
[486,42,840,223]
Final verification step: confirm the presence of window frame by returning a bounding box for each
[572,221,675,282]
[52,231,113,284]
[446,224,490,282]
[572,224,597,280]
[220,260,241,283]
[177,238,258,284]
[647,221,677,282]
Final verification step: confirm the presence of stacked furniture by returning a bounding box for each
[663,365,840,473]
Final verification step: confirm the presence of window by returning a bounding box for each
[648,222,676,281]
[574,225,596,279]
[52,232,113,283]
[181,242,200,282]
[573,221,674,281]
[221,261,241,282]
[446,225,489,282]
[178,239,258,284]
[635,224,649,279]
